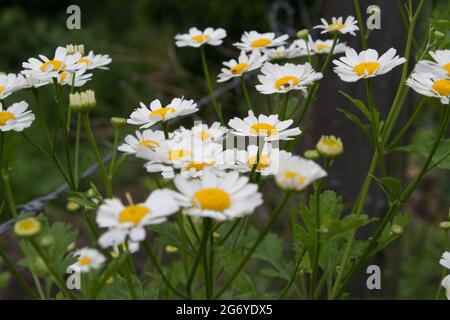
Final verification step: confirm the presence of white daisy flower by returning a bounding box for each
[76,51,112,70]
[0,73,26,99]
[96,190,179,248]
[67,247,105,273]
[415,50,450,77]
[314,16,359,36]
[228,110,301,141]
[217,51,267,82]
[56,69,92,87]
[0,101,35,132]
[175,27,226,47]
[440,252,450,270]
[19,73,51,89]
[127,97,198,129]
[172,171,263,221]
[178,140,226,178]
[255,62,323,94]
[234,31,289,52]
[228,144,281,176]
[118,129,166,155]
[406,72,450,104]
[308,36,348,55]
[333,48,406,82]
[173,122,227,142]
[22,46,82,80]
[442,275,450,300]
[275,152,327,191]
[265,42,307,60]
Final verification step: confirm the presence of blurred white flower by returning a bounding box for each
[406,72,450,104]
[76,51,112,70]
[0,73,26,99]
[68,248,105,273]
[175,27,226,47]
[173,122,227,142]
[0,101,35,132]
[234,31,289,51]
[314,16,359,36]
[415,50,450,77]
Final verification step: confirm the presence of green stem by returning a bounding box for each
[161,121,170,140]
[176,214,190,279]
[353,0,367,49]
[31,88,52,148]
[74,114,81,187]
[1,168,18,219]
[90,253,128,299]
[81,112,112,198]
[277,249,305,299]
[142,241,188,299]
[0,247,38,299]
[240,77,253,111]
[213,192,291,299]
[118,246,137,300]
[200,46,224,125]
[279,92,289,120]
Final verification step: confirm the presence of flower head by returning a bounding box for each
[275,152,327,191]
[69,90,96,112]
[175,27,226,47]
[440,252,450,270]
[308,37,348,55]
[333,48,405,82]
[314,16,359,36]
[234,31,289,52]
[442,275,450,300]
[415,50,450,77]
[228,144,281,176]
[256,62,322,94]
[265,42,307,60]
[406,72,450,104]
[96,190,179,248]
[0,73,26,99]
[228,110,301,141]
[316,135,344,157]
[172,171,263,221]
[217,51,267,82]
[118,129,166,155]
[127,97,198,129]
[57,69,92,87]
[68,248,105,273]
[14,217,41,237]
[76,51,112,70]
[173,122,227,142]
[0,101,35,132]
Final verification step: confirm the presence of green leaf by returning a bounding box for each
[337,108,371,138]
[99,275,159,299]
[0,272,10,289]
[339,91,371,120]
[254,233,292,281]
[374,177,402,204]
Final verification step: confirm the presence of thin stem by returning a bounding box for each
[213,192,291,299]
[176,214,190,279]
[277,249,305,299]
[200,46,224,125]
[353,0,367,49]
[74,114,81,187]
[310,180,324,299]
[142,241,188,299]
[279,92,289,120]
[240,77,253,111]
[1,168,18,219]
[31,88,52,148]
[118,246,137,300]
[161,121,170,140]
[90,253,128,299]
[81,112,112,198]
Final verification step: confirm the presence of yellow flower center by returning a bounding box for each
[275,75,300,90]
[315,43,330,52]
[321,137,339,147]
[247,155,270,170]
[40,60,65,72]
[168,149,191,161]
[251,38,272,48]
[118,205,150,225]
[17,220,39,231]
[193,188,231,211]
[250,123,278,136]
[139,139,159,149]
[59,71,68,82]
[79,256,92,266]
[198,130,211,140]
[185,161,213,171]
[432,79,450,96]
[353,62,380,76]
[0,86,5,93]
[283,171,305,184]
[328,23,345,30]
[192,34,211,43]
[77,58,92,65]
[443,63,450,76]
[0,111,15,126]
[149,107,176,119]
[230,63,249,75]
[274,50,282,57]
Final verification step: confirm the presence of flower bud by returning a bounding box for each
[439,221,450,230]
[14,217,41,237]
[434,31,445,40]
[69,90,96,112]
[304,149,320,160]
[39,235,55,247]
[111,117,127,129]
[66,44,85,55]
[165,245,178,253]
[316,135,344,157]
[391,224,403,235]
[296,29,309,39]
[66,201,80,212]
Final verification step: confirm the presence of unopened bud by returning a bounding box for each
[304,149,320,160]
[165,245,178,253]
[66,201,80,212]
[69,90,96,112]
[316,135,344,157]
[296,29,309,39]
[391,224,403,235]
[439,221,450,230]
[434,31,445,40]
[111,117,127,129]
[66,44,85,55]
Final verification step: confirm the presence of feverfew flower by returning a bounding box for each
[118,129,166,155]
[57,69,92,87]
[217,51,267,82]
[415,50,450,77]
[234,31,289,52]
[275,152,327,191]
[175,27,226,47]
[127,98,198,129]
[172,171,263,221]
[265,43,307,60]
[228,110,301,141]
[69,90,96,111]
[0,101,35,132]
[14,217,41,237]
[440,252,450,270]
[314,16,359,36]
[333,48,406,82]
[96,190,179,248]
[442,275,450,300]
[231,144,281,176]
[0,73,26,99]
[177,140,226,178]
[173,122,227,142]
[256,62,322,94]
[406,72,450,104]
[308,37,348,55]
[316,135,344,157]
[68,248,105,273]
[76,51,112,70]
[22,46,82,80]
